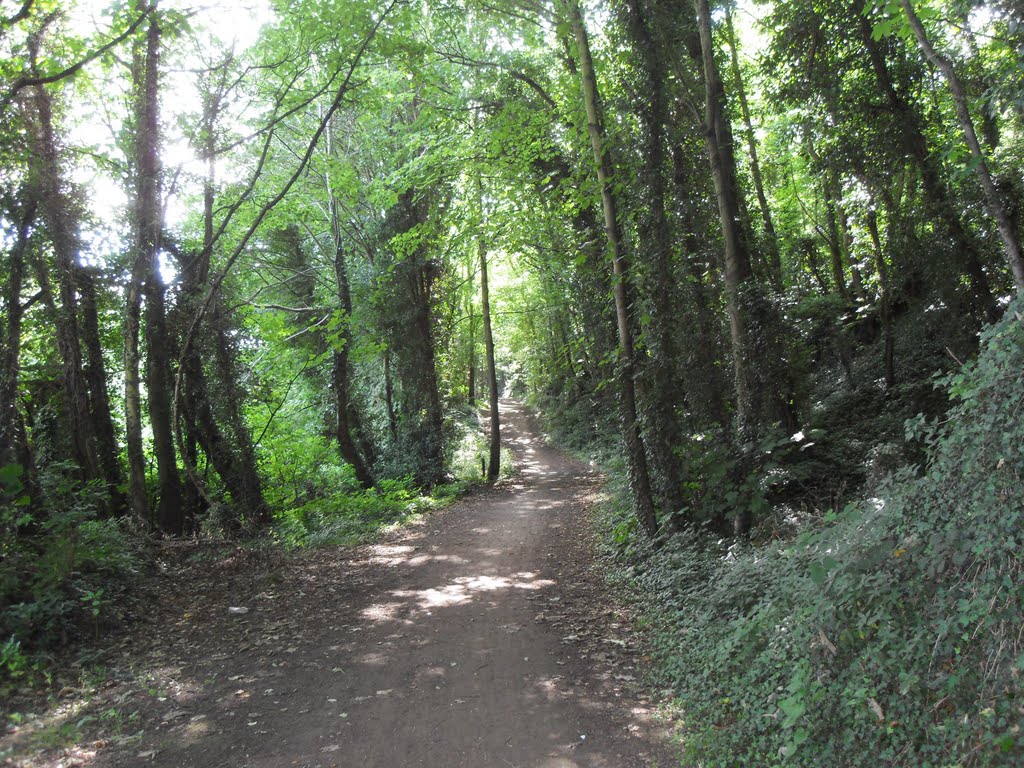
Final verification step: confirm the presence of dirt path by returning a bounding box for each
[10,401,678,767]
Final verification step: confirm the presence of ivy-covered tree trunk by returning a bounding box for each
[26,83,100,483]
[866,205,896,388]
[0,198,36,473]
[694,0,755,437]
[623,0,686,516]
[384,190,446,487]
[670,142,730,430]
[724,2,782,293]
[564,0,658,538]
[134,2,184,533]
[123,254,147,521]
[466,259,476,408]
[209,306,270,527]
[77,267,123,498]
[331,243,375,489]
[383,347,398,442]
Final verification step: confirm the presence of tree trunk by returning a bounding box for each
[824,176,850,301]
[77,267,123,498]
[670,142,730,430]
[331,244,375,489]
[564,0,658,538]
[800,237,830,295]
[173,74,270,529]
[724,3,783,292]
[694,0,798,535]
[124,259,147,520]
[0,199,36,473]
[899,0,1024,293]
[477,195,501,484]
[134,2,183,533]
[467,260,476,407]
[383,347,398,442]
[25,84,101,482]
[866,206,896,388]
[695,0,755,438]
[210,306,270,526]
[623,0,686,516]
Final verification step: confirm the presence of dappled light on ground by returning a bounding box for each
[389,571,556,610]
[2,401,673,768]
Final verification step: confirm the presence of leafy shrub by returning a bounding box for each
[619,301,1024,767]
[0,636,28,682]
[273,475,451,549]
[0,462,141,663]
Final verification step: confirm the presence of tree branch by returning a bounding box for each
[2,7,152,111]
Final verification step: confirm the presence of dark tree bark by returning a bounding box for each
[384,190,445,487]
[25,83,100,483]
[383,347,398,442]
[133,2,184,533]
[623,0,686,516]
[331,243,375,489]
[669,142,730,430]
[77,267,123,497]
[694,0,796,535]
[467,260,476,407]
[695,0,756,438]
[824,176,850,301]
[173,66,270,530]
[0,198,36,474]
[123,251,147,520]
[210,305,270,526]
[124,3,151,522]
[477,195,501,484]
[866,206,896,388]
[800,237,830,296]
[724,3,783,292]
[564,0,659,538]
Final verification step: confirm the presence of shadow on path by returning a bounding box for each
[84,400,676,768]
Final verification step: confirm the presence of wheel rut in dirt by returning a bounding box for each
[94,400,677,767]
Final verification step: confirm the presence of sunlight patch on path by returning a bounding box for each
[390,572,555,610]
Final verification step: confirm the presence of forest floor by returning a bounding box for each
[2,400,680,767]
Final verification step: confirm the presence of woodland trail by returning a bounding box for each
[78,400,678,767]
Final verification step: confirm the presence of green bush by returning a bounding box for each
[273,475,451,549]
[0,462,141,664]
[624,301,1024,767]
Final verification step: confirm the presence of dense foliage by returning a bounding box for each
[614,300,1024,766]
[1,0,1022,762]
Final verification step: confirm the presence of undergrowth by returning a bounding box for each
[271,476,460,549]
[0,462,141,697]
[594,302,1024,766]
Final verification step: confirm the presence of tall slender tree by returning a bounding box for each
[562,0,658,537]
[694,0,795,533]
[477,176,501,484]
[129,0,184,532]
